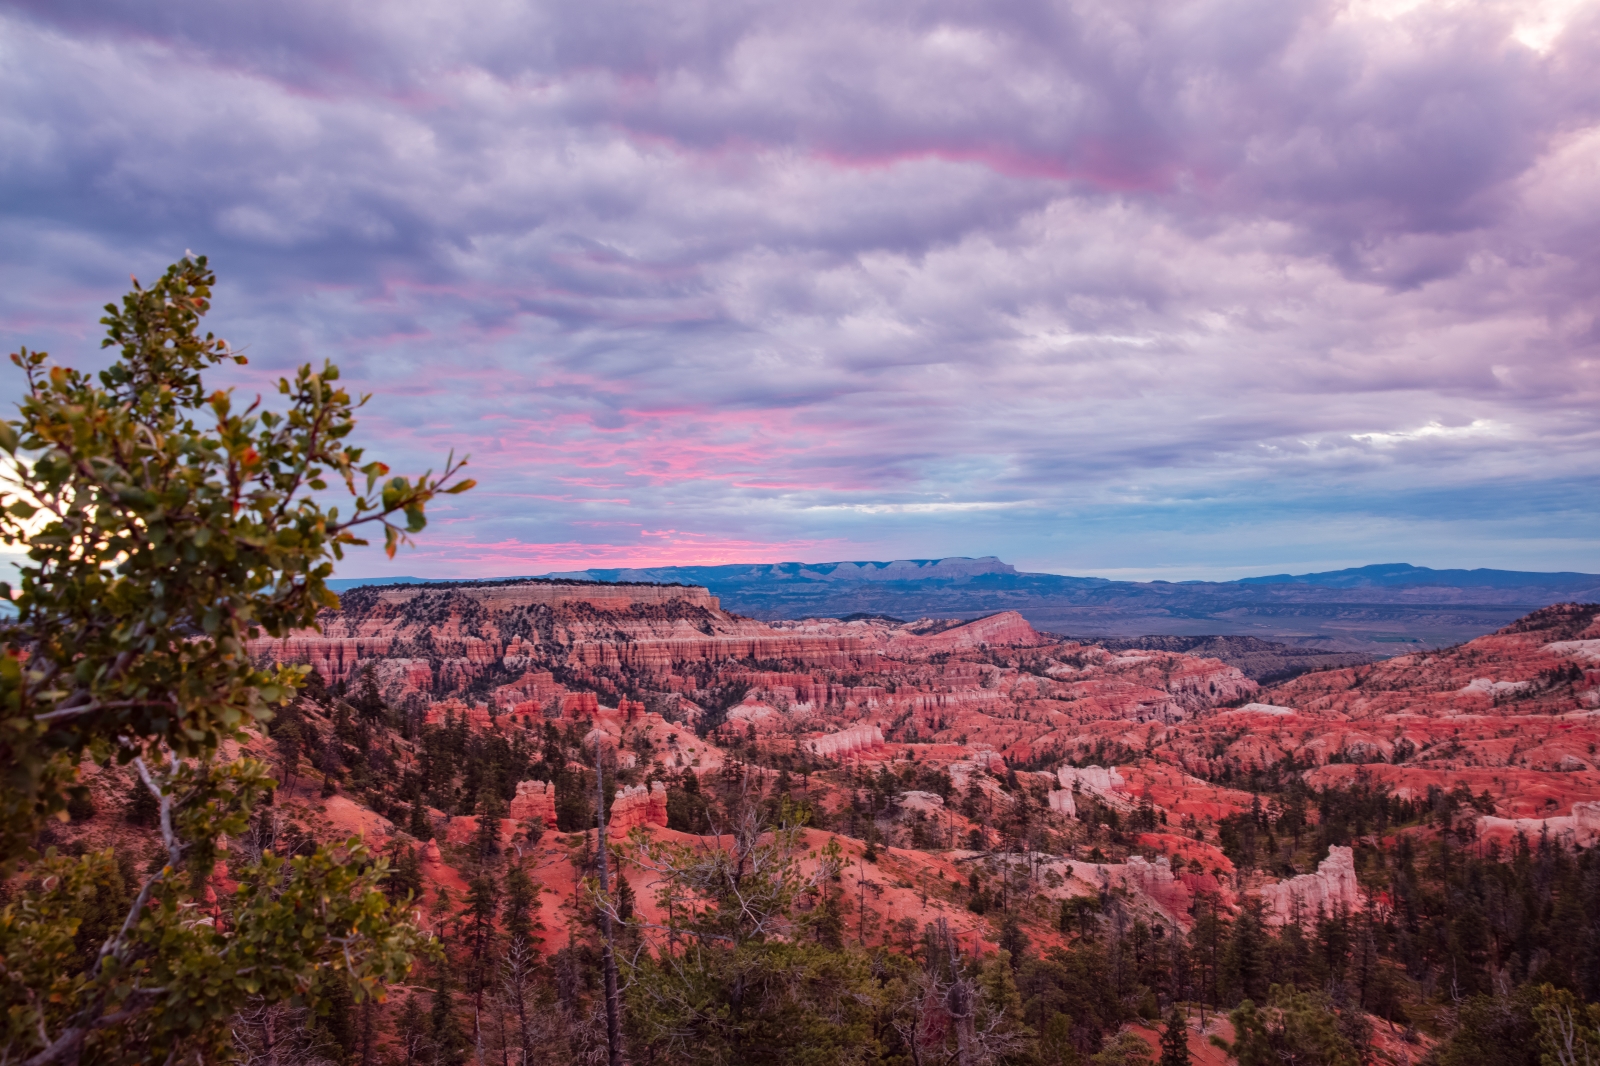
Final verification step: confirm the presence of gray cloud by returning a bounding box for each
[1,0,1597,576]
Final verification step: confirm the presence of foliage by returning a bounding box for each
[1090,1031,1152,1066]
[0,258,468,1063]
[0,812,425,1064]
[1535,984,1600,1066]
[1210,986,1357,1066]
[1436,985,1543,1066]
[1157,1008,1190,1066]
[0,256,471,854]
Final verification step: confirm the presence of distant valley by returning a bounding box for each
[331,557,1600,655]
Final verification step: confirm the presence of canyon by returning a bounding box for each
[243,578,1600,953]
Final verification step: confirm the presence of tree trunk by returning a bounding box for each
[263,1006,279,1066]
[595,741,624,1066]
[940,920,978,1066]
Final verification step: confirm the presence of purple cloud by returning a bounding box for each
[1,0,1598,579]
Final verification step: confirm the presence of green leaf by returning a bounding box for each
[0,258,450,1062]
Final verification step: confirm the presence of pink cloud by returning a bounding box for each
[5,0,1599,577]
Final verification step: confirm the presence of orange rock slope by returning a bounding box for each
[253,581,1600,940]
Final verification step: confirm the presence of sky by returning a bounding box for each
[2,0,1598,582]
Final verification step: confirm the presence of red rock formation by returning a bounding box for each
[562,692,601,718]
[249,579,878,699]
[886,611,1049,655]
[807,723,885,760]
[1117,855,1194,921]
[608,782,668,831]
[1058,765,1129,808]
[510,780,556,826]
[1255,846,1362,925]
[245,580,1600,969]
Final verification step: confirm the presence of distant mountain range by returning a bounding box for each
[1234,562,1600,590]
[326,559,1600,651]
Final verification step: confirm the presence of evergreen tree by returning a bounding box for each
[122,774,160,827]
[409,798,434,841]
[397,994,428,1065]
[503,862,539,944]
[386,844,424,903]
[1000,912,1031,970]
[1436,986,1542,1066]
[353,666,387,721]
[1158,1008,1191,1066]
[273,717,304,792]
[465,872,502,999]
[1221,902,1268,1006]
[1211,986,1357,1066]
[429,980,467,1066]
[1091,1031,1153,1065]
[475,789,505,863]
[320,738,341,797]
[1039,1012,1081,1066]
[312,973,357,1063]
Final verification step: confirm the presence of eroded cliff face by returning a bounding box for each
[250,579,879,712]
[250,586,1256,768]
[248,580,1600,940]
[1053,604,1600,825]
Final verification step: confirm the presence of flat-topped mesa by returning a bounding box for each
[1255,846,1362,925]
[367,579,721,612]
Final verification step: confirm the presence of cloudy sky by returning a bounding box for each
[3,0,1598,580]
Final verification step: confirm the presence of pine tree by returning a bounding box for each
[475,790,504,863]
[1222,902,1267,1005]
[503,863,537,943]
[1158,1008,1191,1066]
[429,980,467,1066]
[614,866,637,923]
[999,913,1031,969]
[273,718,304,793]
[386,844,424,903]
[409,799,434,841]
[465,873,502,1000]
[397,994,429,1065]
[320,738,341,797]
